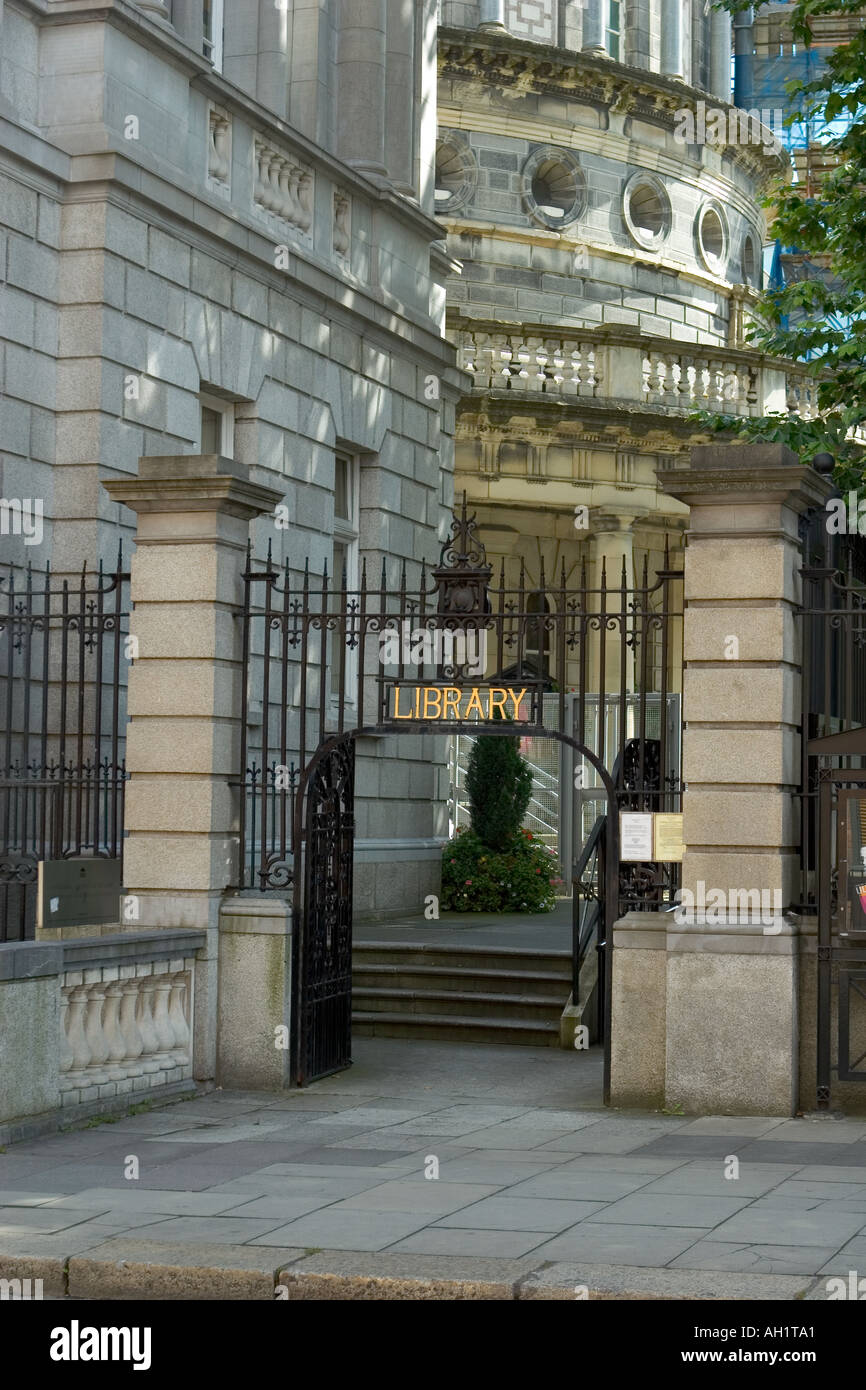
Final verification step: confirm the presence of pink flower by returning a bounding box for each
[465,879,472,885]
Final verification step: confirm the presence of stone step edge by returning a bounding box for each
[351,1009,559,1032]
[353,964,572,984]
[353,986,569,1007]
[1,1248,819,1302]
[354,942,572,961]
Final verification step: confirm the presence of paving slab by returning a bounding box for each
[710,1208,866,1247]
[435,1195,605,1231]
[506,1171,658,1201]
[251,1209,429,1251]
[669,1240,842,1276]
[672,1117,788,1138]
[42,1188,267,1217]
[532,1223,706,1265]
[584,1193,751,1228]
[636,1164,799,1198]
[385,1227,552,1258]
[334,1180,502,1214]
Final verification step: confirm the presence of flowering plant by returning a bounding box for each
[441,826,562,913]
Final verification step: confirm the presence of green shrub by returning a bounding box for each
[465,732,533,852]
[441,826,563,913]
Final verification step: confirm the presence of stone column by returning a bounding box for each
[660,0,684,78]
[384,0,416,194]
[337,0,388,178]
[710,5,733,102]
[135,0,173,25]
[256,0,290,120]
[171,0,204,52]
[102,457,282,1082]
[581,0,606,54]
[478,0,507,29]
[610,443,834,1115]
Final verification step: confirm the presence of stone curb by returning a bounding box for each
[0,1243,823,1301]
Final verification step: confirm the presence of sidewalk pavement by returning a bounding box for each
[1,1038,865,1301]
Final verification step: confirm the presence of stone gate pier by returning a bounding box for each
[609,443,834,1115]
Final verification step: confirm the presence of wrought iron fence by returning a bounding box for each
[0,557,130,940]
[237,506,683,896]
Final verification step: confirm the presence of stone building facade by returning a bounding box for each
[0,0,463,916]
[435,3,813,652]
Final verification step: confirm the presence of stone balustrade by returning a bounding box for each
[453,319,819,420]
[60,953,196,1107]
[252,137,314,235]
[0,930,206,1133]
[457,327,604,396]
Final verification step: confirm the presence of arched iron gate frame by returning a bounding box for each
[291,724,621,1098]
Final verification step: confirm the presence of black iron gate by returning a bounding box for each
[294,738,355,1085]
[798,522,866,1107]
[0,558,130,941]
[239,498,683,1086]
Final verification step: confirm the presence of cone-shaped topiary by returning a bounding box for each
[465,730,533,852]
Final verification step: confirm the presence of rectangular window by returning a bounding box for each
[330,453,360,702]
[606,0,620,60]
[203,0,224,72]
[199,393,234,457]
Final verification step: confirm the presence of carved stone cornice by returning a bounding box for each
[438,26,787,188]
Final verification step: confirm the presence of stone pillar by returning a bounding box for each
[135,0,173,25]
[384,0,416,194]
[102,457,282,1082]
[610,443,834,1115]
[478,0,507,29]
[581,0,605,54]
[171,0,204,50]
[337,0,388,178]
[218,898,293,1088]
[660,0,684,77]
[256,0,290,120]
[710,5,733,102]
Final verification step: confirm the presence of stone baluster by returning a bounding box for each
[65,981,92,1082]
[213,117,230,182]
[490,333,510,387]
[152,969,177,1070]
[524,338,544,391]
[102,979,128,1081]
[82,973,110,1085]
[275,160,293,221]
[694,356,710,404]
[119,973,146,1078]
[641,354,652,398]
[253,141,267,207]
[136,970,162,1075]
[168,971,191,1065]
[561,346,580,395]
[677,356,693,406]
[297,171,313,232]
[59,983,75,1091]
[546,340,565,388]
[475,334,494,389]
[266,152,283,213]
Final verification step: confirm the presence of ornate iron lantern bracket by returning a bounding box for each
[432,492,492,617]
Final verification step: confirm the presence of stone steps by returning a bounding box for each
[352,941,572,1047]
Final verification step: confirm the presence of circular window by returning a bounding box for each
[433,134,476,213]
[622,174,671,249]
[742,232,757,286]
[522,148,584,229]
[696,202,728,274]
